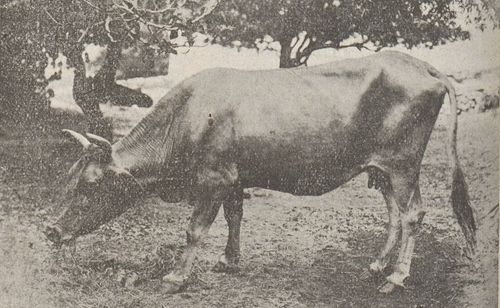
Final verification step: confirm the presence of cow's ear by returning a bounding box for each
[64,157,90,196]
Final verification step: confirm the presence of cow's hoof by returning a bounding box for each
[378,282,398,294]
[360,262,386,281]
[360,268,374,281]
[213,260,240,273]
[213,255,240,273]
[162,274,186,294]
[163,281,184,294]
[384,272,407,289]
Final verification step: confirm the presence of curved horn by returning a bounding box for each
[62,129,91,149]
[85,133,112,149]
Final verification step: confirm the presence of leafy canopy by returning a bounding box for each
[205,0,497,67]
[0,0,220,117]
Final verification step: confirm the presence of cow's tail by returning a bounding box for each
[429,67,477,254]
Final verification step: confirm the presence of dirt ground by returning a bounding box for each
[0,108,498,308]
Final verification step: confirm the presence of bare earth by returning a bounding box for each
[0,109,498,307]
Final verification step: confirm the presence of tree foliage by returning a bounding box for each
[206,0,498,67]
[0,0,220,123]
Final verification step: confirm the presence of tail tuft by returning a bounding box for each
[451,166,477,255]
[435,67,477,257]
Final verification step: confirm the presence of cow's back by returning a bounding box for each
[149,52,447,195]
[183,51,444,142]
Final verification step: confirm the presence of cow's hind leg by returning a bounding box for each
[162,186,224,293]
[379,176,425,293]
[361,167,401,280]
[213,184,243,273]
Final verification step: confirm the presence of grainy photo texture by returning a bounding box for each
[0,0,499,307]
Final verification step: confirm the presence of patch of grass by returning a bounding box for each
[0,217,55,308]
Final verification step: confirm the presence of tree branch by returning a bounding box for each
[79,0,103,12]
[114,3,178,31]
[77,21,104,42]
[104,16,118,42]
[295,33,315,66]
[302,38,376,56]
[137,2,175,14]
[337,39,369,50]
[295,36,384,66]
[296,37,334,65]
[44,8,62,25]
[296,34,310,55]
[191,0,222,23]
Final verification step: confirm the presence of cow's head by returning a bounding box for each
[45,129,143,247]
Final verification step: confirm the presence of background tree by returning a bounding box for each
[0,0,220,137]
[205,0,498,68]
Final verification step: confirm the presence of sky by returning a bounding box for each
[166,27,499,83]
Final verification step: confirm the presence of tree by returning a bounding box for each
[0,0,220,136]
[205,0,498,68]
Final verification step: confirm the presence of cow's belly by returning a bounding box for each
[237,133,367,196]
[240,162,364,195]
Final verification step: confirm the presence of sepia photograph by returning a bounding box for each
[0,0,499,307]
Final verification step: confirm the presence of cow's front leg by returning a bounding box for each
[214,185,243,273]
[163,190,223,293]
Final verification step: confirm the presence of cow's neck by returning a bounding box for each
[111,123,168,189]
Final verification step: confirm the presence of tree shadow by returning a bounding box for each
[294,230,469,307]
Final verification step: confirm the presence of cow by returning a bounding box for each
[45,51,476,294]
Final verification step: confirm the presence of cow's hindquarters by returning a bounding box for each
[365,86,446,291]
[368,73,477,292]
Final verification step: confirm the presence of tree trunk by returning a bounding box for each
[71,47,113,141]
[71,42,154,141]
[278,35,298,68]
[93,42,123,97]
[95,43,153,108]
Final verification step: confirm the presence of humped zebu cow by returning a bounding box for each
[45,51,476,294]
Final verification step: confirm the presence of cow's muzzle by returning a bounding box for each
[44,225,74,248]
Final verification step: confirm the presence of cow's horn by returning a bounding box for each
[62,129,91,149]
[86,133,112,152]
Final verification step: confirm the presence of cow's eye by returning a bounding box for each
[79,199,91,212]
[77,179,99,193]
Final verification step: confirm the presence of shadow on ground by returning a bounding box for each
[294,231,467,307]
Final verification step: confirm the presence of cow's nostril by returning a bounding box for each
[44,225,62,244]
